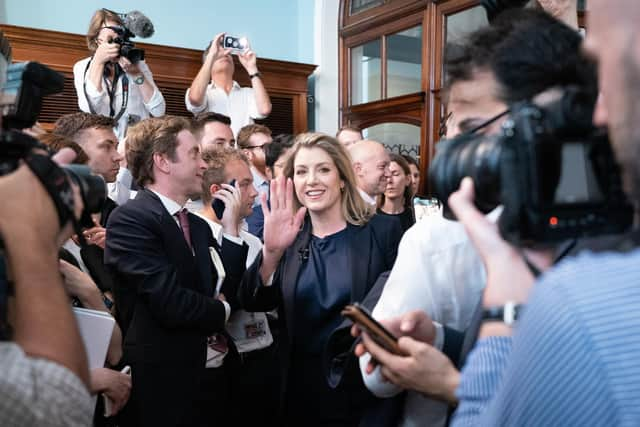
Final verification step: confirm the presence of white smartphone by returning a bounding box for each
[103,365,132,417]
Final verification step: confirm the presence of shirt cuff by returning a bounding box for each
[222,233,244,246]
[433,321,445,351]
[144,87,165,114]
[185,88,207,113]
[222,300,231,323]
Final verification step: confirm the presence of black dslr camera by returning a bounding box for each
[429,87,634,246]
[108,26,145,64]
[102,9,155,64]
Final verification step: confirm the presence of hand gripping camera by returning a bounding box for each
[429,86,634,246]
[101,9,155,64]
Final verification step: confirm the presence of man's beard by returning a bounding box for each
[609,54,640,209]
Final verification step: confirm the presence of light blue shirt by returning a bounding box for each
[452,248,640,427]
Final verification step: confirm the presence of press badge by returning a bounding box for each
[244,319,267,339]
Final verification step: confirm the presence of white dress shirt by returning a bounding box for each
[185,81,266,136]
[74,57,166,140]
[358,188,377,206]
[193,212,274,355]
[359,210,499,427]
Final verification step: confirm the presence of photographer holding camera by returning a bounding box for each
[353,6,600,426]
[73,9,166,140]
[186,33,272,136]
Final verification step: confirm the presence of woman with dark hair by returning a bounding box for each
[402,154,420,198]
[378,153,415,233]
[240,132,402,426]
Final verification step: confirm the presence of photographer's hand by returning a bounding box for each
[448,178,550,337]
[87,42,120,94]
[238,48,258,76]
[205,33,231,65]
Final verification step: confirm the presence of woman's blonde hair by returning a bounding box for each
[86,9,123,52]
[283,132,373,226]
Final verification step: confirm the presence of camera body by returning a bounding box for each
[110,27,145,64]
[222,35,248,55]
[429,87,634,245]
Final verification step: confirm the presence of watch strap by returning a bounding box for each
[482,302,524,326]
[249,71,262,79]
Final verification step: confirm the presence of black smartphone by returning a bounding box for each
[212,179,236,219]
[342,303,407,356]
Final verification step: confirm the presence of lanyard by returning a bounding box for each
[83,59,129,123]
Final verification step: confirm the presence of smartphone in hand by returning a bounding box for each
[342,303,407,356]
[212,179,236,219]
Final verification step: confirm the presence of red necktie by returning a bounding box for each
[175,208,192,250]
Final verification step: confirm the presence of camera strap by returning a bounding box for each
[23,153,87,246]
[82,59,129,123]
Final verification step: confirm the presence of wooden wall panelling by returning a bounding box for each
[0,24,316,135]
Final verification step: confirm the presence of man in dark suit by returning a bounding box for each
[105,116,247,427]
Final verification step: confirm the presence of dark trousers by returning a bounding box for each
[229,343,281,426]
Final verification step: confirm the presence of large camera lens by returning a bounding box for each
[63,165,107,228]
[428,132,504,214]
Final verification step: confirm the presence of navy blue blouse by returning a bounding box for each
[293,227,351,354]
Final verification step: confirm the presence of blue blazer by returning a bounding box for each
[105,189,247,427]
[239,213,402,423]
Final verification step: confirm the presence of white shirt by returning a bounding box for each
[148,189,231,321]
[74,57,166,140]
[358,188,377,206]
[359,211,497,427]
[193,212,274,354]
[185,81,265,136]
[108,167,137,206]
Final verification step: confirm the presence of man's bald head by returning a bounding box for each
[349,140,391,199]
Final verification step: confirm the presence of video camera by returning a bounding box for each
[429,86,634,246]
[101,9,155,64]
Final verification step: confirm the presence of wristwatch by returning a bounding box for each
[133,75,145,85]
[249,71,262,80]
[482,302,523,326]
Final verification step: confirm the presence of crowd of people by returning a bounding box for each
[2,0,640,426]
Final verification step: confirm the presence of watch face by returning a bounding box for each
[134,76,144,85]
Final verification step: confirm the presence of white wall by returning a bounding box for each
[1,0,314,63]
[313,0,340,135]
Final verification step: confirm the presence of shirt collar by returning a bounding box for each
[149,189,185,216]
[210,80,242,91]
[251,167,269,187]
[358,188,377,206]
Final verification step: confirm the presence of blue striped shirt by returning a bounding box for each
[452,249,640,427]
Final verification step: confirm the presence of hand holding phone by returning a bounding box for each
[212,179,236,219]
[221,35,248,55]
[342,303,407,356]
[103,365,131,417]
